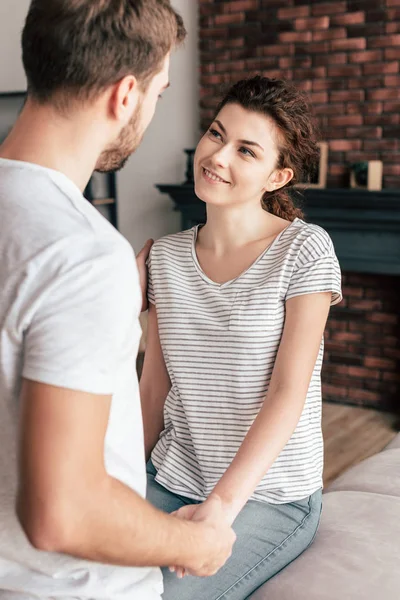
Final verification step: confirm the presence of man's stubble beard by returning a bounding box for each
[95,103,143,173]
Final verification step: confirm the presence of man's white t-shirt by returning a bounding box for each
[0,158,162,599]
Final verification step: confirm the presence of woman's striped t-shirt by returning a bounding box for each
[147,218,342,504]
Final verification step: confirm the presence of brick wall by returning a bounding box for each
[199,0,400,188]
[198,0,400,411]
[324,273,400,411]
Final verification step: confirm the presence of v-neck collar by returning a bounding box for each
[191,218,298,289]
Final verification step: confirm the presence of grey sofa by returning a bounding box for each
[250,432,400,600]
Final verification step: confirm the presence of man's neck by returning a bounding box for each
[0,98,105,192]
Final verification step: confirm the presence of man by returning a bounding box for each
[0,1,235,599]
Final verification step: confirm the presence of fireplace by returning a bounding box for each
[156,181,400,413]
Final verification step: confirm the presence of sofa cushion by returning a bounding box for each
[249,491,400,600]
[328,446,400,497]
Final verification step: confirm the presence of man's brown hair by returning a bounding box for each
[22,0,186,105]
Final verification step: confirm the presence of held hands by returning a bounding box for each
[170,495,236,578]
[136,239,153,313]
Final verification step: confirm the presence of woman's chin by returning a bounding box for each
[194,181,227,206]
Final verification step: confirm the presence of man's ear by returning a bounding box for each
[264,168,294,192]
[108,75,139,123]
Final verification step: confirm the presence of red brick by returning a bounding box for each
[367,312,398,324]
[313,79,346,90]
[347,126,382,138]
[306,41,330,53]
[383,101,400,112]
[349,50,383,63]
[330,90,365,102]
[364,356,397,370]
[314,103,345,115]
[330,140,362,151]
[386,22,400,33]
[312,2,347,15]
[278,6,310,19]
[227,38,245,48]
[349,76,384,89]
[331,11,365,26]
[313,28,346,41]
[226,0,258,11]
[322,384,348,399]
[327,65,362,77]
[328,115,363,126]
[346,102,365,115]
[295,16,330,30]
[369,34,400,48]
[330,37,367,51]
[363,61,399,74]
[384,164,400,175]
[383,371,400,382]
[367,88,400,101]
[314,52,347,66]
[279,31,312,43]
[199,28,230,40]
[384,75,400,86]
[385,47,400,59]
[293,67,327,79]
[348,298,382,310]
[293,81,312,93]
[332,331,363,342]
[309,91,329,103]
[365,139,399,150]
[347,366,380,379]
[279,56,312,69]
[262,44,293,56]
[346,151,379,162]
[215,12,244,25]
[201,74,225,85]
[330,164,347,175]
[326,128,348,139]
[262,68,293,80]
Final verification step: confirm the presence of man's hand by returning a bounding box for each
[136,239,153,312]
[170,496,235,578]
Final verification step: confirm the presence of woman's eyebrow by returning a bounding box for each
[214,119,264,152]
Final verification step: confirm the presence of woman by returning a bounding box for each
[140,76,342,600]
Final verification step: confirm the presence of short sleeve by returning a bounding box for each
[146,246,155,305]
[285,228,342,306]
[22,235,141,395]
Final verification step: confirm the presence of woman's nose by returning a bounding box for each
[212,145,230,168]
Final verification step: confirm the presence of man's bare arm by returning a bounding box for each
[17,379,235,574]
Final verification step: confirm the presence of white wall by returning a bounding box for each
[0,0,29,92]
[117,1,200,252]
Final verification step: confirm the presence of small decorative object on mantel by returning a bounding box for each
[294,141,328,189]
[350,160,383,192]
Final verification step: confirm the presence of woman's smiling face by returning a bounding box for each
[194,103,290,209]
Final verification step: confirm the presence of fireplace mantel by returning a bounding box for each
[156,184,400,276]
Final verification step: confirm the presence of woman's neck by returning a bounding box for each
[199,204,289,254]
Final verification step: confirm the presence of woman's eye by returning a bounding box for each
[209,128,222,139]
[239,146,255,157]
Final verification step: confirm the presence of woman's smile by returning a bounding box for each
[202,166,230,185]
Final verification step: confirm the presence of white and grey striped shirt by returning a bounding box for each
[148,218,342,504]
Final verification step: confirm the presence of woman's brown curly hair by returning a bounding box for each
[214,76,320,221]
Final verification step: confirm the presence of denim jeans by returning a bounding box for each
[146,461,322,600]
